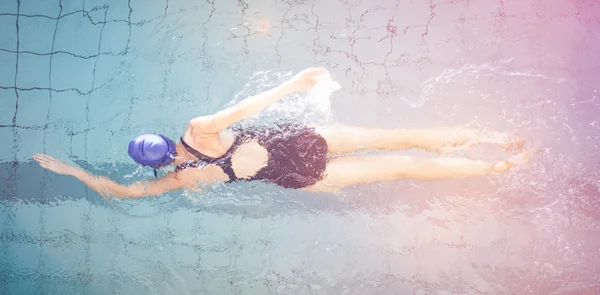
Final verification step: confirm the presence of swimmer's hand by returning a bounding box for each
[33,153,112,202]
[33,154,78,175]
[288,67,326,92]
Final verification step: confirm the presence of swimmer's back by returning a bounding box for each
[177,123,328,189]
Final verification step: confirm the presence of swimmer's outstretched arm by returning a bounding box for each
[190,67,326,133]
[33,154,183,199]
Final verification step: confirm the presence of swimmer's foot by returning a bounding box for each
[433,130,524,154]
[427,128,485,154]
[491,148,535,173]
[487,131,525,152]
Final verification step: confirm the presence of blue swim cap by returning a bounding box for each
[128,134,176,169]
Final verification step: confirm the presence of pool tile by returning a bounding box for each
[199,251,231,270]
[0,164,17,203]
[48,91,87,128]
[119,214,162,240]
[18,16,56,53]
[88,240,120,272]
[130,0,167,23]
[355,35,396,66]
[0,15,17,51]
[112,242,160,274]
[5,241,43,272]
[196,213,239,247]
[197,270,237,294]
[69,132,87,160]
[15,89,51,127]
[0,89,17,125]
[170,266,203,290]
[11,202,44,238]
[42,128,71,157]
[49,53,96,94]
[15,128,44,162]
[116,56,162,99]
[171,244,198,267]
[86,89,122,130]
[41,238,86,271]
[16,162,46,204]
[168,208,198,236]
[54,12,103,58]
[83,128,111,161]
[42,200,84,238]
[3,281,37,295]
[87,87,121,120]
[0,246,9,281]
[45,163,89,202]
[0,52,16,92]
[0,127,14,163]
[235,247,264,276]
[86,274,119,295]
[0,0,17,14]
[92,54,126,89]
[15,54,51,90]
[99,21,130,54]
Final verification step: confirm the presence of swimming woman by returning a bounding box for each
[33,67,531,199]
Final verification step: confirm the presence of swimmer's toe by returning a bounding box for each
[492,148,535,172]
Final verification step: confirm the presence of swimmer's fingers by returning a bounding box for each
[33,153,74,175]
[98,187,117,207]
[33,153,52,165]
[100,188,113,202]
[33,154,60,168]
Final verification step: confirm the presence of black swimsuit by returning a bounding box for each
[176,124,329,189]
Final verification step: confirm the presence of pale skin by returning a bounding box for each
[33,67,533,200]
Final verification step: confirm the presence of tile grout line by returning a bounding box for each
[81,4,108,289]
[2,0,21,293]
[109,1,134,292]
[33,0,64,290]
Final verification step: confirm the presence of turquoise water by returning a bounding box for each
[2,0,600,294]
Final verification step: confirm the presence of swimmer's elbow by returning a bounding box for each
[115,184,154,199]
[189,104,247,133]
[230,101,252,119]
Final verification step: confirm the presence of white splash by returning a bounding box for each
[417,60,572,107]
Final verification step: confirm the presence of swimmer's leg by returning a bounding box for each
[315,124,523,154]
[303,150,533,193]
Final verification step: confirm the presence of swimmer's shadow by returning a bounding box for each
[8,160,504,218]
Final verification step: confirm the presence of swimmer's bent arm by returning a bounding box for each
[190,67,325,133]
[189,79,296,133]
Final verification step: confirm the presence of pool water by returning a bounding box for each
[1,0,600,294]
